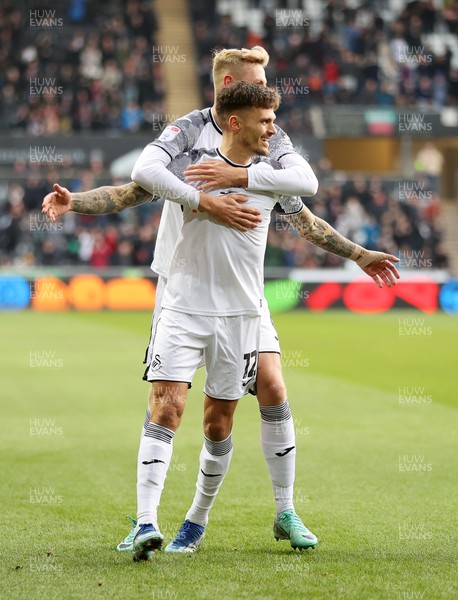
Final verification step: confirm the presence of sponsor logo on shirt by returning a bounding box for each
[158,125,181,142]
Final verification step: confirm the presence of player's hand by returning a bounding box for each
[199,192,261,232]
[184,160,247,191]
[357,251,400,288]
[42,183,72,222]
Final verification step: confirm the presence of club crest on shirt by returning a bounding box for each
[158,125,181,142]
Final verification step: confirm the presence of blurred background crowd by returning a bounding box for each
[192,0,458,135]
[0,0,452,269]
[2,0,457,134]
[0,0,165,134]
[0,155,447,269]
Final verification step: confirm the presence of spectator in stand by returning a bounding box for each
[443,0,458,34]
[110,238,135,266]
[414,142,444,192]
[90,230,112,267]
[121,101,143,133]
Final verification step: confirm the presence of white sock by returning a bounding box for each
[137,422,174,527]
[140,406,150,437]
[260,401,296,515]
[185,435,233,527]
[134,406,152,533]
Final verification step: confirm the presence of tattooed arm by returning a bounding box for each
[285,205,358,258]
[42,182,154,221]
[284,206,400,288]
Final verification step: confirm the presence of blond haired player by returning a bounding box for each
[42,47,399,553]
[130,82,399,558]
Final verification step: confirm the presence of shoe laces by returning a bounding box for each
[280,510,308,532]
[124,516,137,542]
[126,515,137,528]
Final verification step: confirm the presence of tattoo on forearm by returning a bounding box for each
[71,183,154,215]
[285,211,356,259]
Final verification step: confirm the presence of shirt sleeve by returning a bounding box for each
[247,152,318,197]
[266,124,296,162]
[276,196,304,215]
[151,110,207,159]
[131,144,200,210]
[130,109,208,209]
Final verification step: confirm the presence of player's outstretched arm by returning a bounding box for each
[285,206,400,288]
[42,182,153,221]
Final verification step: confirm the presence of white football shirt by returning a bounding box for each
[161,148,302,317]
[150,107,297,277]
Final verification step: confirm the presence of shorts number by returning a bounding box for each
[243,350,258,380]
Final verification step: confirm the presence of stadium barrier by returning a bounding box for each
[0,269,457,314]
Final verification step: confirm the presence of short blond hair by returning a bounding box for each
[212,46,269,88]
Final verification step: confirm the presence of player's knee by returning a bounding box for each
[203,417,232,441]
[150,384,185,428]
[157,403,182,427]
[257,374,287,405]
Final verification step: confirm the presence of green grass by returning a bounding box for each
[0,310,456,600]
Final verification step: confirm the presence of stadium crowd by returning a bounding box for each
[0,0,449,269]
[1,1,456,135]
[0,0,166,133]
[190,0,458,135]
[0,158,447,269]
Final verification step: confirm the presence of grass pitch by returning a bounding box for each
[0,310,456,600]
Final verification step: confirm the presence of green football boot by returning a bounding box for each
[273,509,318,550]
[116,516,137,552]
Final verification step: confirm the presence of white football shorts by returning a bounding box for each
[145,307,261,401]
[259,296,281,354]
[143,275,281,379]
[143,274,167,373]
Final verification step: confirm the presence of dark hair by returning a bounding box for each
[216,82,281,126]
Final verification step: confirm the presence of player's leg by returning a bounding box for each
[256,305,295,513]
[117,275,167,552]
[138,272,170,471]
[256,303,317,549]
[133,308,203,560]
[133,380,188,560]
[257,351,295,512]
[165,395,237,553]
[166,314,258,553]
